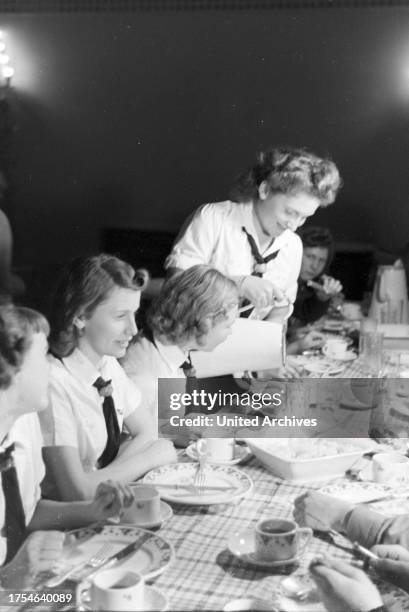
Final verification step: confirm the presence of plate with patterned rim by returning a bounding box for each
[319,481,394,504]
[143,463,253,505]
[54,524,174,581]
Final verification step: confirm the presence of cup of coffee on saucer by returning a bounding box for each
[322,338,348,360]
[120,484,162,526]
[372,452,409,487]
[255,518,312,563]
[197,438,235,463]
[76,568,168,612]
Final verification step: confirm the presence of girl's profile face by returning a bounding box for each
[78,286,140,363]
[17,332,50,413]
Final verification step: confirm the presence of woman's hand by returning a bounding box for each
[370,544,409,592]
[240,276,286,310]
[90,480,135,519]
[2,531,65,588]
[293,491,354,532]
[310,555,383,612]
[314,275,343,301]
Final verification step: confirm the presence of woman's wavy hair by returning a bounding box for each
[229,146,342,207]
[49,254,148,358]
[299,225,335,273]
[0,305,49,390]
[147,265,238,347]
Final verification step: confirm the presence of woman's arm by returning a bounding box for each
[42,438,177,502]
[29,481,134,530]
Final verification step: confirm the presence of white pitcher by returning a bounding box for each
[369,260,409,324]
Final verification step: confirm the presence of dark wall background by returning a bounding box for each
[2,7,409,270]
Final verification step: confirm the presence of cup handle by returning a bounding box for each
[196,439,207,456]
[296,527,313,555]
[322,346,329,357]
[76,582,91,610]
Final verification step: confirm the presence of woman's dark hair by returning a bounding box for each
[0,305,49,390]
[147,265,238,347]
[229,146,342,206]
[299,225,335,272]
[49,254,148,358]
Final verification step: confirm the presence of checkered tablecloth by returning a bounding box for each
[149,458,355,611]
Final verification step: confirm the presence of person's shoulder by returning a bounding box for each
[196,200,238,220]
[48,354,70,384]
[9,412,42,447]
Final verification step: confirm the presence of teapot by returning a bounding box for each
[369,260,409,324]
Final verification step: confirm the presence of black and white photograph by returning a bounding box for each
[2,0,409,610]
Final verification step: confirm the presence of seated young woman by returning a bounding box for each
[286,226,343,355]
[39,254,177,502]
[121,265,239,439]
[0,304,134,588]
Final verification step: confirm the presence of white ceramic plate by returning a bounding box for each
[56,524,174,581]
[77,583,168,611]
[186,442,251,465]
[143,463,253,505]
[303,361,345,376]
[224,598,276,611]
[319,481,393,504]
[227,530,302,568]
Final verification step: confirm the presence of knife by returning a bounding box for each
[46,533,150,587]
[81,533,151,581]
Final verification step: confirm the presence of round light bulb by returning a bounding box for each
[3,66,14,79]
[0,43,6,53]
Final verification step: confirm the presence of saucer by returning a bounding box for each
[329,350,357,363]
[78,583,168,611]
[303,361,345,376]
[186,442,251,465]
[120,501,173,529]
[227,530,301,567]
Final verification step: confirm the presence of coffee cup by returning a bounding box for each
[77,569,144,611]
[255,518,312,562]
[372,453,409,486]
[120,484,161,525]
[342,302,362,320]
[322,338,348,360]
[197,437,235,462]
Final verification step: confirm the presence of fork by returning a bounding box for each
[193,442,207,495]
[45,542,114,587]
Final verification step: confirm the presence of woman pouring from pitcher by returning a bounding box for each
[165,146,342,324]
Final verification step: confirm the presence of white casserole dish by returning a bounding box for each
[244,438,377,482]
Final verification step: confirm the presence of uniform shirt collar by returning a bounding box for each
[62,348,110,387]
[153,334,187,371]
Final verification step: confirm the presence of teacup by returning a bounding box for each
[342,302,362,320]
[77,569,144,611]
[322,338,348,360]
[120,484,161,525]
[255,518,312,562]
[197,438,235,462]
[372,453,409,486]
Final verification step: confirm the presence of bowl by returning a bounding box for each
[244,438,376,481]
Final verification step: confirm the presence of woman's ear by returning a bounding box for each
[73,316,85,330]
[258,181,270,200]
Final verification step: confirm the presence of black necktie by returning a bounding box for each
[0,443,26,563]
[241,226,280,317]
[242,226,280,277]
[93,377,121,469]
[180,353,201,415]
